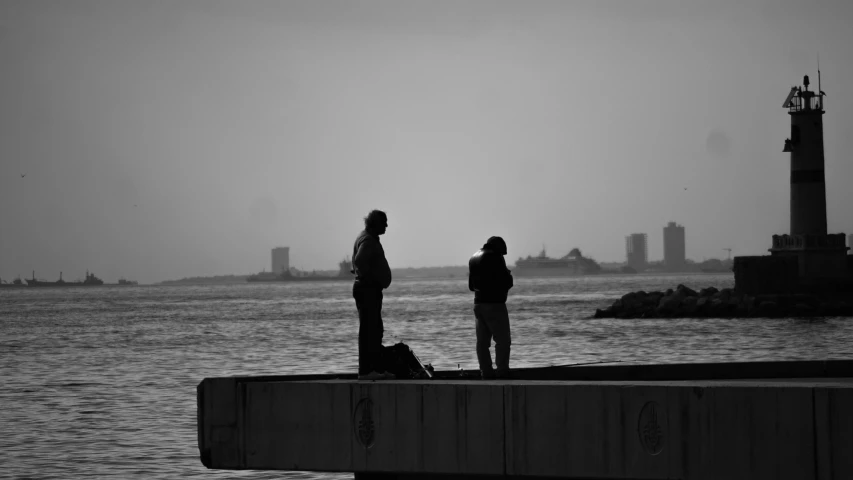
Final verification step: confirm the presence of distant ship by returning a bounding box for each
[118,278,139,285]
[0,276,25,288]
[513,248,601,277]
[25,270,105,287]
[247,258,353,283]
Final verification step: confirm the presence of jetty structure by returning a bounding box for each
[734,73,852,294]
[198,359,853,479]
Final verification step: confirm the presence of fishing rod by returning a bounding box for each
[448,359,625,378]
[550,360,624,368]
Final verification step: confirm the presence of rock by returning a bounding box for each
[755,294,779,308]
[682,296,699,314]
[620,292,643,311]
[596,286,851,319]
[658,295,683,314]
[699,287,719,297]
[726,296,741,316]
[793,303,814,317]
[754,301,778,317]
[791,294,820,309]
[818,302,834,316]
[742,295,757,315]
[676,284,698,297]
[610,299,623,312]
[641,295,658,306]
[708,298,726,317]
[647,292,664,306]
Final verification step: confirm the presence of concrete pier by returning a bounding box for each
[198,361,853,479]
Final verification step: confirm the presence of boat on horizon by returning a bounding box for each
[25,270,105,287]
[0,276,25,288]
[514,248,602,277]
[246,258,353,283]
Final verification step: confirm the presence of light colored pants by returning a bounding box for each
[474,303,511,377]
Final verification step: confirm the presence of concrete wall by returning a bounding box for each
[798,250,851,287]
[733,250,853,295]
[733,255,798,295]
[199,378,853,479]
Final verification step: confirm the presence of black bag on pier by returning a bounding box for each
[380,342,434,379]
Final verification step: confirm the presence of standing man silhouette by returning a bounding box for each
[352,210,394,380]
[468,236,514,379]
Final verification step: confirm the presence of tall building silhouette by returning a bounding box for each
[272,247,290,274]
[625,233,648,271]
[663,222,686,271]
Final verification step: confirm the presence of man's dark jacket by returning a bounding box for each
[468,249,513,304]
[352,230,392,289]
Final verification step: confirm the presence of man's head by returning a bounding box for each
[483,236,507,255]
[364,209,388,235]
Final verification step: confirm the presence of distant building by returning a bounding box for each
[848,233,853,253]
[663,222,686,271]
[625,233,648,271]
[272,247,290,274]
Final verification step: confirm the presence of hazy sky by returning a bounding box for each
[2,0,852,283]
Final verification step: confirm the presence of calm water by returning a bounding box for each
[2,273,852,479]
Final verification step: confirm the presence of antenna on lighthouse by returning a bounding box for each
[818,54,825,95]
[817,54,825,110]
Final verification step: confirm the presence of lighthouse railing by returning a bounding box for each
[771,233,846,251]
[811,95,823,111]
[787,95,823,113]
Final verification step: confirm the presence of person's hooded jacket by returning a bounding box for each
[468,236,513,304]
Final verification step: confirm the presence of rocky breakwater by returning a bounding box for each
[594,284,853,319]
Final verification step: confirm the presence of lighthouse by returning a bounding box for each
[734,73,851,295]
[782,75,827,235]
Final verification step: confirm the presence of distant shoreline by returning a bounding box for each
[154,266,471,285]
[154,267,732,285]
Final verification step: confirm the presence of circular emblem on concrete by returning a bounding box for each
[637,401,666,455]
[353,398,375,448]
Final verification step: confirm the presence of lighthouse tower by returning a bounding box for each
[766,73,850,289]
[783,75,827,234]
[733,73,851,295]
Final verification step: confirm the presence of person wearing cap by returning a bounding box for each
[468,236,514,379]
[352,209,394,380]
